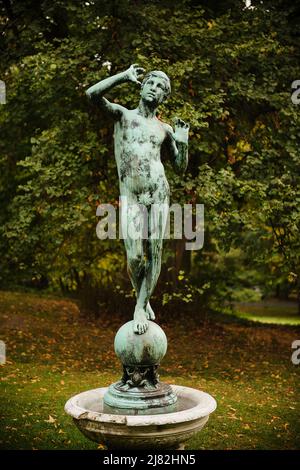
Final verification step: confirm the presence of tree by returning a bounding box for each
[0,0,299,314]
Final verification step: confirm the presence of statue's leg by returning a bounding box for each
[135,198,169,321]
[127,252,143,298]
[147,200,169,302]
[121,198,149,335]
[127,262,154,320]
[125,238,154,321]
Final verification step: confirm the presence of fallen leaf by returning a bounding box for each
[45,415,56,424]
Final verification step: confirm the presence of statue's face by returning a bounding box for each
[140,76,168,106]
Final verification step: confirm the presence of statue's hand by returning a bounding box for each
[173,117,189,144]
[125,64,145,85]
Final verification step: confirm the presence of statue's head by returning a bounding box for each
[140,71,171,106]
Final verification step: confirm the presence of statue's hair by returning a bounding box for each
[141,71,171,98]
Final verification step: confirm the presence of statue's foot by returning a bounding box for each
[133,307,149,335]
[146,302,155,321]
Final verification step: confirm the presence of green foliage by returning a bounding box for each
[0,0,300,312]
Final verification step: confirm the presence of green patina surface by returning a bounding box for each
[86,64,189,336]
[114,320,167,366]
[103,320,173,408]
[87,65,189,409]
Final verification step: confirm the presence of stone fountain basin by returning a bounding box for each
[65,385,217,450]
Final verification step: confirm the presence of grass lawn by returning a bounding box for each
[0,290,299,450]
[233,300,300,326]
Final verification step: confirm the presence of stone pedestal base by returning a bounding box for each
[65,385,217,450]
[104,380,177,410]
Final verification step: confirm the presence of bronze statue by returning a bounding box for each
[87,64,189,334]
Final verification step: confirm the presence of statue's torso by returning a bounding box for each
[114,110,169,199]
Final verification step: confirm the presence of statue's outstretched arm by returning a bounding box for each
[164,119,189,174]
[86,64,145,118]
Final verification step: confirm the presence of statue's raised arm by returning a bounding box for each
[163,118,189,175]
[86,64,145,118]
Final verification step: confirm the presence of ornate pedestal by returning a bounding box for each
[103,320,177,410]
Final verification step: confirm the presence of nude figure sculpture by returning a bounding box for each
[86,64,189,335]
